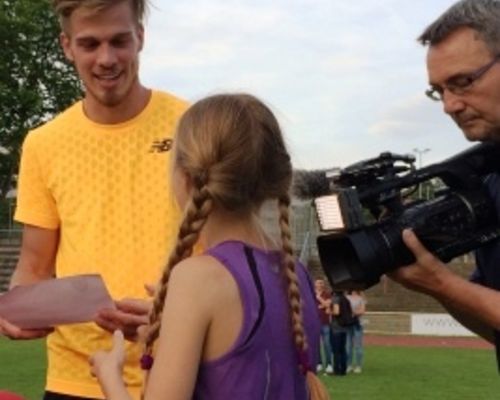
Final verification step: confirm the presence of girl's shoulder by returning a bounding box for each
[170,255,237,296]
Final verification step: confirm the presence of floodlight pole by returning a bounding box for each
[413,148,430,197]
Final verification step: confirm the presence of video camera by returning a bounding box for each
[315,142,500,290]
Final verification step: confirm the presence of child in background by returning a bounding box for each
[315,278,333,375]
[89,93,329,400]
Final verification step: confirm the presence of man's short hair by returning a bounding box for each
[418,0,500,54]
[52,0,148,28]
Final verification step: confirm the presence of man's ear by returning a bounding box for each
[60,32,74,62]
[137,24,145,52]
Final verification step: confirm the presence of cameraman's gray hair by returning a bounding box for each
[418,0,500,54]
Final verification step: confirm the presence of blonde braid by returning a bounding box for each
[278,195,307,351]
[278,195,330,400]
[141,182,212,377]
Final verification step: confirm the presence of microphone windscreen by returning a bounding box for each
[292,169,331,199]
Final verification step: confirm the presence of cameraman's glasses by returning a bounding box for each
[425,54,500,101]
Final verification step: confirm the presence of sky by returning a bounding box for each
[140,0,469,171]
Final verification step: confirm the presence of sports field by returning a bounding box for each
[1,336,499,399]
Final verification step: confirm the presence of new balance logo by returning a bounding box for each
[150,138,173,153]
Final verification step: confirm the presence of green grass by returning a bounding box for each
[1,338,499,399]
[322,346,500,399]
[0,338,46,399]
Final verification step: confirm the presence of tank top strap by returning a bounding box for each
[206,241,266,348]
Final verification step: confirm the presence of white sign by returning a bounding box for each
[411,313,475,337]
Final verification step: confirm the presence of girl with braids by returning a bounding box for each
[89,93,328,400]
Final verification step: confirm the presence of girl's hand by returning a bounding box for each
[89,330,126,384]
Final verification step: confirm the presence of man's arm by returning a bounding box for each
[316,293,332,310]
[10,224,59,287]
[0,224,59,339]
[389,229,498,342]
[10,225,59,288]
[353,298,366,316]
[440,302,494,343]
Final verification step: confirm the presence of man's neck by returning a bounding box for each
[83,85,151,125]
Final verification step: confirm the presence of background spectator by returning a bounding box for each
[346,290,366,374]
[315,278,333,374]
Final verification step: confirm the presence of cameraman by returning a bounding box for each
[390,0,500,363]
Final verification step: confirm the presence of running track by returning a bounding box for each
[365,334,493,349]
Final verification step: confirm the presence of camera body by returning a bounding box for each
[315,142,500,290]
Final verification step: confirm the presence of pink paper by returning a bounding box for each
[0,274,115,329]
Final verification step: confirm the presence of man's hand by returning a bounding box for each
[0,317,53,340]
[96,298,152,342]
[388,229,450,295]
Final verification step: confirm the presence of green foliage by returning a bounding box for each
[0,197,15,228]
[0,0,82,205]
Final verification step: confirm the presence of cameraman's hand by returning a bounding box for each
[0,317,53,340]
[388,229,451,295]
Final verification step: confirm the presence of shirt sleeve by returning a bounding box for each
[14,132,60,229]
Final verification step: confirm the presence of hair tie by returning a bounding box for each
[193,170,209,188]
[298,350,312,375]
[140,354,154,370]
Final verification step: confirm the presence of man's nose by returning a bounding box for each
[96,44,117,67]
[442,89,466,115]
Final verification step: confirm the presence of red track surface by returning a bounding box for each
[365,334,493,349]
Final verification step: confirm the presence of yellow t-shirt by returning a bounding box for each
[14,90,188,399]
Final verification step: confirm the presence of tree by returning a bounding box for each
[0,0,82,226]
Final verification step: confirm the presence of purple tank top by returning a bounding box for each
[193,240,321,400]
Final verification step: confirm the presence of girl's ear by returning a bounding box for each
[184,173,193,194]
[173,167,192,210]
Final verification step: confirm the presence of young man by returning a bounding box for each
[390,0,500,369]
[0,0,188,398]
